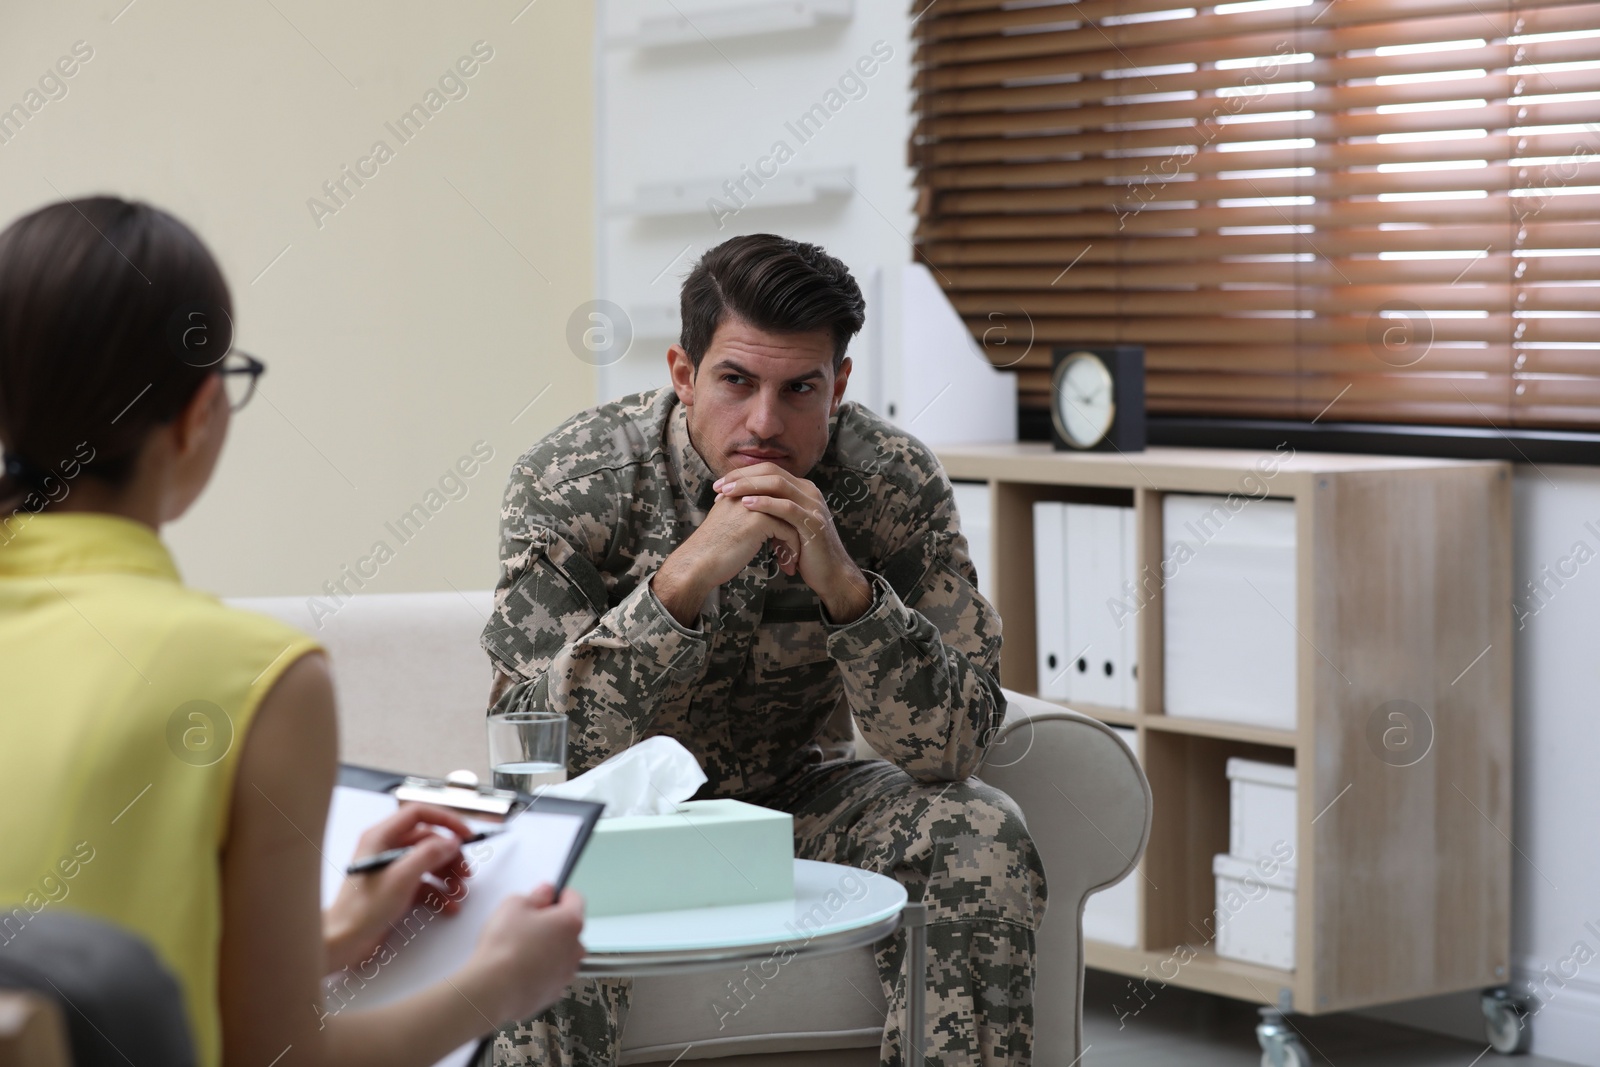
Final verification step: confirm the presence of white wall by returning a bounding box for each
[595,0,915,410]
[1505,465,1600,1063]
[0,0,595,598]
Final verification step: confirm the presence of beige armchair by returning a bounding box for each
[233,591,1151,1065]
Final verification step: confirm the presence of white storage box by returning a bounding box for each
[1163,495,1297,730]
[1213,852,1296,971]
[1082,727,1139,947]
[1228,757,1298,868]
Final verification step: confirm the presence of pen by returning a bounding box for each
[346,828,503,876]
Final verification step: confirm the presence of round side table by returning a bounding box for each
[577,859,930,1065]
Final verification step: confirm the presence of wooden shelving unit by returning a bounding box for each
[939,443,1513,1016]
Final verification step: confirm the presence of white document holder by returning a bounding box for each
[1082,726,1140,947]
[1119,506,1140,710]
[1067,504,1126,707]
[1033,501,1070,699]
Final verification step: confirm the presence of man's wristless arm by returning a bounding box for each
[820,565,874,625]
[651,552,708,628]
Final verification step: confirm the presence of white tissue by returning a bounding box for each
[536,735,707,818]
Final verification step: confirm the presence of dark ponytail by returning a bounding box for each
[0,196,231,514]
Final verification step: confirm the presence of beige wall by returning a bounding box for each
[0,0,595,597]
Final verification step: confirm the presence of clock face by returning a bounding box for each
[1052,352,1116,448]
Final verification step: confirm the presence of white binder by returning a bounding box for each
[1066,504,1126,706]
[1033,501,1070,699]
[1082,725,1140,946]
[1119,506,1140,710]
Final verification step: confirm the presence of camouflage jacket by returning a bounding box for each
[480,387,1003,798]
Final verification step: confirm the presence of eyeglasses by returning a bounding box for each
[219,350,266,412]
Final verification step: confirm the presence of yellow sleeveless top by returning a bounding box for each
[0,512,322,1066]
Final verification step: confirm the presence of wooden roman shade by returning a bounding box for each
[910,0,1600,430]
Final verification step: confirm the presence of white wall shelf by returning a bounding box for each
[614,166,855,218]
[609,0,853,48]
[630,303,680,339]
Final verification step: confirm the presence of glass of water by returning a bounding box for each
[488,711,568,795]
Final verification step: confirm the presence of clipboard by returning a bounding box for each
[324,764,603,1066]
[334,765,602,893]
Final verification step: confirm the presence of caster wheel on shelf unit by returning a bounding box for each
[1257,1007,1311,1067]
[1259,1045,1310,1067]
[1482,987,1532,1055]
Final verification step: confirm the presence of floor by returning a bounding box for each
[1080,970,1575,1066]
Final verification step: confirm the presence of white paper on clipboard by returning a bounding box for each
[319,785,592,1064]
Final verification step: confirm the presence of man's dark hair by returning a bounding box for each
[678,234,865,371]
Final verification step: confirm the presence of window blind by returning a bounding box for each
[910,0,1600,430]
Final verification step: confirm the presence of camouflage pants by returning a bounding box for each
[488,758,1047,1067]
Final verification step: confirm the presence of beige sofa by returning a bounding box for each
[233,591,1151,1065]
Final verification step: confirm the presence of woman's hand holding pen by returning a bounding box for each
[321,800,587,1027]
[323,803,476,973]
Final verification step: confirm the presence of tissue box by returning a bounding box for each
[566,799,794,917]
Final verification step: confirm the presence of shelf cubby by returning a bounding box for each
[1142,732,1293,954]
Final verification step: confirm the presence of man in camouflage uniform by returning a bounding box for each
[479,234,1046,1066]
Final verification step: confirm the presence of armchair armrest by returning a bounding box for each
[977,689,1153,1062]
